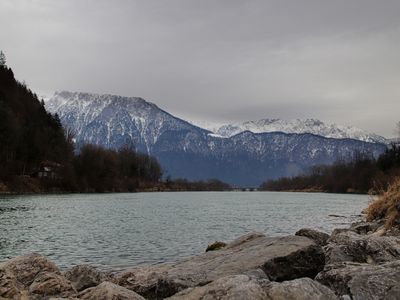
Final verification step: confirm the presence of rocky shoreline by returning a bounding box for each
[1,216,399,300]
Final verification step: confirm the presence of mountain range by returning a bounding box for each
[46,91,388,186]
[196,119,387,144]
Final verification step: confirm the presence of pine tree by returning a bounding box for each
[0,51,6,66]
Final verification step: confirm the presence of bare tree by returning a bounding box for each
[64,125,76,145]
[397,121,400,140]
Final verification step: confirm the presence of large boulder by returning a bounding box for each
[295,228,330,246]
[64,265,111,291]
[266,278,338,300]
[324,231,400,264]
[316,261,400,300]
[78,281,145,300]
[115,233,325,299]
[167,276,338,300]
[0,253,59,287]
[166,274,270,300]
[29,271,77,298]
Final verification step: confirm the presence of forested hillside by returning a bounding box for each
[0,58,163,192]
[0,61,73,181]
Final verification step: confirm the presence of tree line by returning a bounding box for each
[162,178,231,191]
[260,145,400,194]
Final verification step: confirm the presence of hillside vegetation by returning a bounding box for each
[0,64,73,188]
[0,63,162,192]
[260,146,400,194]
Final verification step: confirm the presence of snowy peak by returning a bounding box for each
[45,91,206,152]
[210,118,387,143]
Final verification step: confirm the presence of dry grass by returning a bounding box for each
[367,177,400,229]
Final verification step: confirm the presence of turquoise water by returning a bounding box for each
[0,192,369,270]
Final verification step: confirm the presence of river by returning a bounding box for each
[0,192,370,270]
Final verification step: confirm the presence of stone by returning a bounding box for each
[266,278,339,300]
[316,261,400,300]
[113,265,175,300]
[48,298,80,300]
[349,221,383,235]
[64,265,111,291]
[29,272,76,297]
[115,233,324,299]
[295,228,330,246]
[205,241,227,252]
[0,268,22,299]
[78,281,145,300]
[166,274,270,300]
[167,276,339,300]
[324,230,400,264]
[0,253,59,287]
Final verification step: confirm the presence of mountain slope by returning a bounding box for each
[46,91,209,153]
[46,92,387,186]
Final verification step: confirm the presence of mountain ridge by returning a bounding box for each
[45,91,388,186]
[194,118,387,144]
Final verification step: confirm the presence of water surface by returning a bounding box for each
[0,192,370,270]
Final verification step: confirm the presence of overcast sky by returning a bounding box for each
[1,0,399,137]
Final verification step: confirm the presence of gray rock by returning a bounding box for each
[266,277,339,300]
[261,245,325,282]
[115,233,324,299]
[316,261,400,300]
[113,264,173,299]
[166,274,270,300]
[205,241,227,252]
[349,221,383,235]
[48,298,80,300]
[324,231,400,264]
[0,253,59,287]
[29,271,77,298]
[167,276,338,300]
[295,228,330,246]
[64,265,111,291]
[0,268,22,299]
[78,281,145,300]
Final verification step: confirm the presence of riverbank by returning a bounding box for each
[1,217,399,299]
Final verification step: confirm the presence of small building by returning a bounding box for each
[31,161,62,179]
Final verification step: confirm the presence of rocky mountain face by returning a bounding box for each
[46,91,387,186]
[199,118,387,143]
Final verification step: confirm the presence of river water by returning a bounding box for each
[0,192,370,270]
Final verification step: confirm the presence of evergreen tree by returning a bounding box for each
[0,51,6,66]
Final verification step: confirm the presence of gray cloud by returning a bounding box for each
[1,0,399,137]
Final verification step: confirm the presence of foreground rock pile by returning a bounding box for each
[1,220,400,299]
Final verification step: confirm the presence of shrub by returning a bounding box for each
[367,177,400,229]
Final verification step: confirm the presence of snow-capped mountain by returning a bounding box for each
[46,91,209,153]
[203,119,387,143]
[46,91,388,186]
